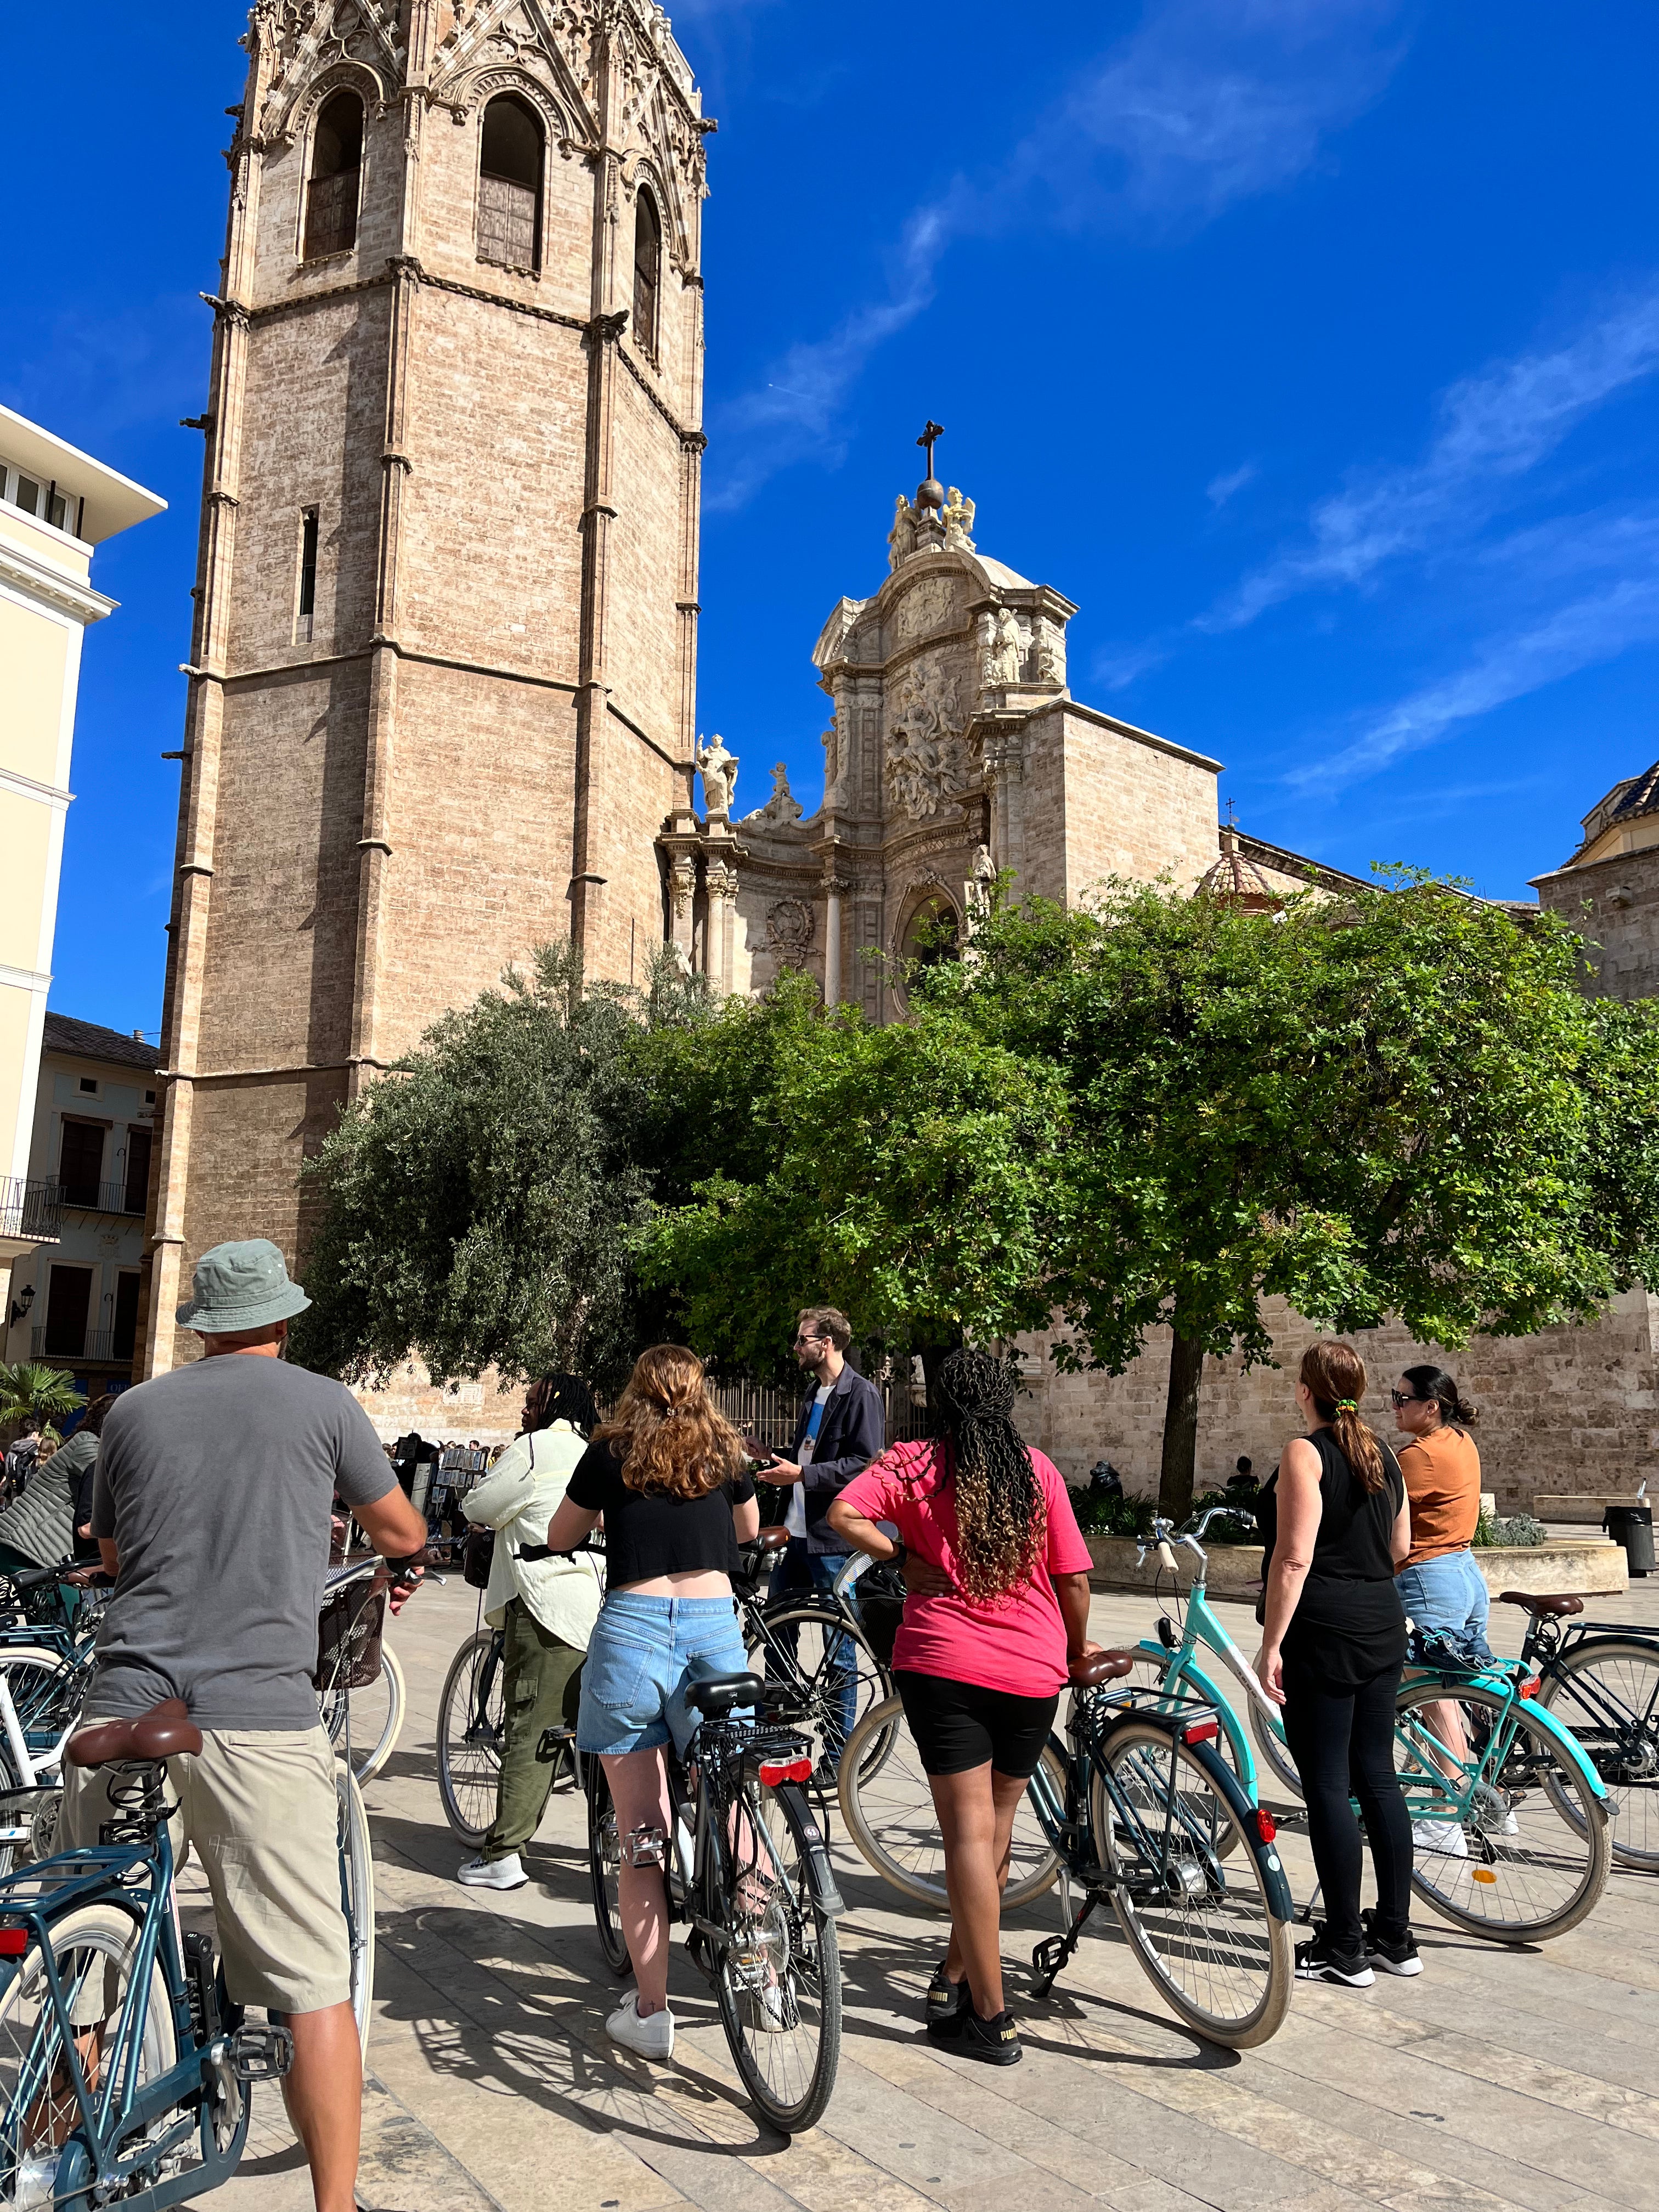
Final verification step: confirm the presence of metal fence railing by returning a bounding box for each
[0,1178,61,1244]
[708,1374,933,1454]
[32,1329,129,1366]
[55,1180,145,1218]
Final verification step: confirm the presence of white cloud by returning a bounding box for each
[1206,461,1257,507]
[1210,289,1659,630]
[707,0,1408,509]
[1291,569,1659,791]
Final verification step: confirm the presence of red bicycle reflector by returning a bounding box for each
[758,1757,812,1787]
[1182,1718,1220,1745]
[1253,1810,1277,1844]
[1519,1675,1542,1700]
[0,1929,27,1957]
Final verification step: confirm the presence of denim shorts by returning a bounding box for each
[575,1593,750,1759]
[1396,1549,1490,1644]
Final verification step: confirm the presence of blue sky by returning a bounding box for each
[5,0,1658,1038]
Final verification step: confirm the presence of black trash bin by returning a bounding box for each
[1604,1503,1655,1577]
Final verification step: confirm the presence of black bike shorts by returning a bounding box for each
[895,1668,1059,1779]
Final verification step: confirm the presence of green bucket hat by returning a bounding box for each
[176,1238,312,1333]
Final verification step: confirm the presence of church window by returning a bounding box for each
[304,90,363,260]
[478,95,543,272]
[296,507,319,641]
[894,894,959,1008]
[633,189,662,359]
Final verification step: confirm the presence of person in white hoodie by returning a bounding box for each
[456,1374,603,1890]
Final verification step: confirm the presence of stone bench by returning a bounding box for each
[1533,1492,1650,1525]
[1084,1535,1628,1598]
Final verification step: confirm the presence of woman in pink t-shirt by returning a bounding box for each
[828,1348,1099,2068]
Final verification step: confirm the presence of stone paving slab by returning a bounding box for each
[191,1575,1659,2211]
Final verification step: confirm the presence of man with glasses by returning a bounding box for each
[751,1307,884,1764]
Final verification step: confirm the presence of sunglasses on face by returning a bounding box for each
[1389,1391,1430,1408]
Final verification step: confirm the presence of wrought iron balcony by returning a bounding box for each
[31,1328,132,1366]
[0,1177,61,1244]
[55,1180,146,1218]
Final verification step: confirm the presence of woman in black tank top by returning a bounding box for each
[1258,1341,1415,1988]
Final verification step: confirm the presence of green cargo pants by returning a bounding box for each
[482,1596,585,1862]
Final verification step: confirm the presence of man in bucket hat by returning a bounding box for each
[60,1240,430,2212]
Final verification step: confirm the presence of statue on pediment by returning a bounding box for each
[888,494,917,572]
[748,762,803,828]
[943,486,975,550]
[696,732,738,816]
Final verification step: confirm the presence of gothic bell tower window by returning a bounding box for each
[633,189,662,360]
[478,95,543,272]
[303,91,364,261]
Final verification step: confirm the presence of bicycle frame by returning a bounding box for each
[1391,1661,1609,1818]
[0,1822,247,2208]
[1127,1520,1274,1799]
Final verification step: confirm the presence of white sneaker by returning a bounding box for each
[1412,1818,1469,1859]
[457,1852,527,1889]
[607,1993,674,2061]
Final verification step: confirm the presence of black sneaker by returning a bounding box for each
[956,2006,1022,2066]
[1295,1932,1374,1988]
[925,1963,969,2034]
[1359,1908,1423,1978]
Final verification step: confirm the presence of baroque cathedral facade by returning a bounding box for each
[140,1,1657,1502]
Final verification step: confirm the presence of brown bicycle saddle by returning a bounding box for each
[67,1698,203,1769]
[1497,1592,1584,1617]
[1069,1649,1137,1688]
[752,1526,791,1554]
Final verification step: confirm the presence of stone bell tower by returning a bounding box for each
[142,0,711,1377]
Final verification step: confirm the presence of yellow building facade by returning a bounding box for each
[0,404,163,1260]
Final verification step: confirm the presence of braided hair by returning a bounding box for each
[932,1348,1047,1602]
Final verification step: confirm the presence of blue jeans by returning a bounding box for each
[766,1539,859,1763]
[575,1594,749,1760]
[1396,1550,1491,1651]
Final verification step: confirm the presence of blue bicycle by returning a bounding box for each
[0,1701,289,2209]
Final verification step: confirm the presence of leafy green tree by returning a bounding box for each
[0,1362,86,1442]
[933,876,1659,1515]
[290,945,695,1395]
[631,970,1071,1391]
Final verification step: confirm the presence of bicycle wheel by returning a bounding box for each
[715,1780,842,2135]
[1092,1722,1292,2050]
[1538,1639,1659,1870]
[746,1601,891,1779]
[586,1758,632,1979]
[1247,1696,1305,1802]
[337,1764,376,2057]
[1113,1649,1249,1853]
[1394,1682,1611,1942]
[437,1629,505,1846]
[0,1901,178,2203]
[324,1647,405,1787]
[836,1694,1063,1910]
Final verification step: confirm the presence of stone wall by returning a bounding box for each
[1532,842,1659,1002]
[1014,1290,1659,1512]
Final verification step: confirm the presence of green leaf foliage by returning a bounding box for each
[0,1362,87,1440]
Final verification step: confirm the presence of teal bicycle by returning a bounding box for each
[1125,1509,1612,1943]
[0,1700,289,2209]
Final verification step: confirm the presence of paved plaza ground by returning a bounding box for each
[207,1570,1659,2212]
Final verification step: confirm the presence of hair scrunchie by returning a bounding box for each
[1336,1398,1359,1413]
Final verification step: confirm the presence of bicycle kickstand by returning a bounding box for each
[1031,1888,1098,1999]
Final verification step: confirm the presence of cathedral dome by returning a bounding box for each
[1198,827,1279,911]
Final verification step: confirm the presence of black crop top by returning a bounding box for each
[566,1442,755,1587]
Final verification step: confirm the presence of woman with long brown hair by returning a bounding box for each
[827,1348,1098,2066]
[1258,1340,1415,1986]
[546,1345,758,2062]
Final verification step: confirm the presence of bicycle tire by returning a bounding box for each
[1537,1637,1659,1870]
[1115,1648,1249,1852]
[437,1629,505,1846]
[714,1779,842,2135]
[1394,1681,1611,1942]
[0,1900,182,2202]
[337,1763,376,2057]
[1092,1720,1293,2050]
[0,1647,61,1879]
[836,1694,1063,1910]
[586,1757,633,1979]
[746,1600,893,1780]
[1247,1695,1305,1802]
[325,1645,405,1787]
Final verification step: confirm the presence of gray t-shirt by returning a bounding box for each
[90,1354,396,1729]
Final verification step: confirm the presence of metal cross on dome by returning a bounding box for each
[916,420,945,477]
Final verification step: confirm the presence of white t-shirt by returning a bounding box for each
[786,1383,834,1540]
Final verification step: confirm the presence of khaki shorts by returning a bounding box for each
[61,1722,351,2015]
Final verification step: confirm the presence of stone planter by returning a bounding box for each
[1083,1535,1628,1599]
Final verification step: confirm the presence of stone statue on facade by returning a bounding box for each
[696,732,739,817]
[1032,614,1065,687]
[994,606,1024,685]
[748,761,803,828]
[888,494,917,572]
[943,486,975,550]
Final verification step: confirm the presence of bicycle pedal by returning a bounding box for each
[537,1726,575,1761]
[1031,1935,1066,1980]
[228,2024,294,2081]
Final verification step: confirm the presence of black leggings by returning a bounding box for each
[1280,1662,1412,1955]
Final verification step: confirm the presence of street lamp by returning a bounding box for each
[7,1283,34,1330]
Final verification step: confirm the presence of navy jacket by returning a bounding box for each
[789,1363,885,1554]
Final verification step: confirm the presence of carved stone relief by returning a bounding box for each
[893,574,958,644]
[746,763,803,828]
[765,898,815,968]
[884,657,970,821]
